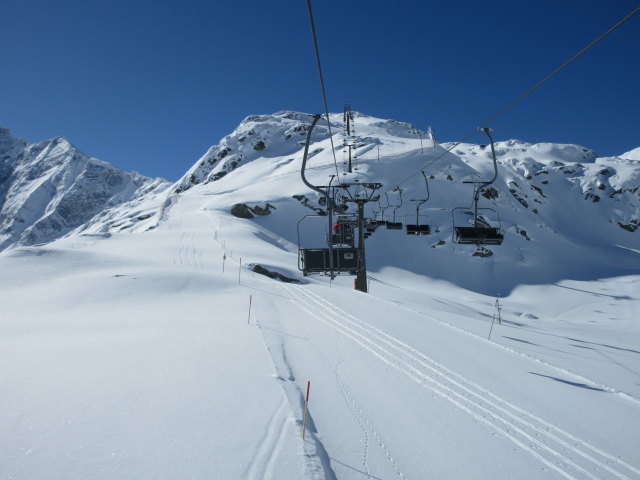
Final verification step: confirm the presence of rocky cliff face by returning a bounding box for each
[0,128,169,250]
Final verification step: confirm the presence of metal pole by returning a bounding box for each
[355,200,368,292]
[473,185,480,228]
[488,313,496,340]
[302,381,311,439]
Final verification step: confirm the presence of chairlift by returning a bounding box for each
[296,115,361,276]
[330,214,357,247]
[365,219,376,234]
[386,189,404,230]
[452,127,504,246]
[405,171,431,235]
[375,195,389,226]
[297,114,383,283]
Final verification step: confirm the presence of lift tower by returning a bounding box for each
[343,104,356,173]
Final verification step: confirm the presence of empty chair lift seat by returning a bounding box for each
[406,224,430,235]
[300,248,359,273]
[386,221,403,230]
[454,226,504,245]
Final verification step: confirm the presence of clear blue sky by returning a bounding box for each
[1,0,639,181]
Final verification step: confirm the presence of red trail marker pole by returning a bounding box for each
[302,381,311,440]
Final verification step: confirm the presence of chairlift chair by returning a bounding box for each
[452,208,504,245]
[452,127,504,246]
[297,115,363,277]
[405,171,431,235]
[385,189,404,230]
[330,214,357,247]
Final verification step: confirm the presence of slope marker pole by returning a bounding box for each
[239,257,242,285]
[247,295,252,325]
[302,381,311,440]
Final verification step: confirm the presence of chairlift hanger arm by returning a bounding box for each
[391,187,403,207]
[411,172,429,212]
[300,114,327,200]
[479,127,499,189]
[421,170,430,204]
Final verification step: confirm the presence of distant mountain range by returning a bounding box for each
[1,112,638,293]
[0,127,169,250]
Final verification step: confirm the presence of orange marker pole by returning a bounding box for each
[302,381,311,440]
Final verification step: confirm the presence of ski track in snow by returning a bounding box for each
[276,285,408,480]
[333,359,372,478]
[254,307,338,480]
[281,283,640,480]
[176,231,207,271]
[245,395,290,480]
[386,299,640,405]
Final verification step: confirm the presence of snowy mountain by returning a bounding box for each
[3,112,638,289]
[164,111,640,294]
[0,127,170,250]
[1,113,639,479]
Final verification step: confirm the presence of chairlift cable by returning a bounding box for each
[305,0,341,179]
[384,4,640,196]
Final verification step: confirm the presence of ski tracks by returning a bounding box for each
[279,285,408,480]
[281,283,640,480]
[334,360,372,478]
[245,396,292,480]
[176,231,208,271]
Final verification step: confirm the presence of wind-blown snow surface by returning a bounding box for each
[1,112,639,479]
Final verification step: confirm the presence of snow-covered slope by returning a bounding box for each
[1,113,639,479]
[1,184,638,480]
[162,111,640,294]
[0,127,170,250]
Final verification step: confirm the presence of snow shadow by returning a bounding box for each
[529,372,606,392]
[503,336,539,346]
[564,337,640,355]
[324,455,385,480]
[552,283,634,300]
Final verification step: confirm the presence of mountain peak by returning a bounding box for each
[0,129,169,251]
[620,147,640,161]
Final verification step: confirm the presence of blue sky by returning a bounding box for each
[1,0,639,181]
